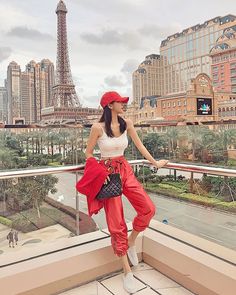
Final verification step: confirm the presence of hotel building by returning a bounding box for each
[160,14,236,95]
[130,14,236,125]
[132,54,163,105]
[210,25,236,94]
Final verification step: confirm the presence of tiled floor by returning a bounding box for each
[59,263,196,295]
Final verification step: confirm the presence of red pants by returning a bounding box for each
[99,156,156,257]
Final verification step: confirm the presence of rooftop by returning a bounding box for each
[161,14,236,47]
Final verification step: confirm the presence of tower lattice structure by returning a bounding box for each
[52,0,80,108]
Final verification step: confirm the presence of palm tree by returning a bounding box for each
[217,128,236,164]
[164,127,179,159]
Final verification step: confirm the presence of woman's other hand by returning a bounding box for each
[104,175,110,185]
[155,159,169,169]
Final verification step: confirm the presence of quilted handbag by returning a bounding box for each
[96,173,122,200]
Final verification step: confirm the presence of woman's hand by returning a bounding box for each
[104,175,110,185]
[154,159,169,169]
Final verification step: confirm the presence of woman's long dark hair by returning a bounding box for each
[99,106,127,137]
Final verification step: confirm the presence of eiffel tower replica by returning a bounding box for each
[41,0,101,125]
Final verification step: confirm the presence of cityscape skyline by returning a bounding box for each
[0,0,236,107]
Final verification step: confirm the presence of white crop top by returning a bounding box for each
[97,126,128,158]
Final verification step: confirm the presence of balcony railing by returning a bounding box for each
[1,159,236,179]
[0,159,235,265]
[0,124,235,271]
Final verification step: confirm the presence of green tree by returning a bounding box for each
[0,148,19,169]
[5,135,24,156]
[5,175,58,217]
[143,132,168,159]
[27,154,49,166]
[217,128,236,164]
[64,150,85,164]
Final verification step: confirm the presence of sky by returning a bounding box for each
[0,0,236,108]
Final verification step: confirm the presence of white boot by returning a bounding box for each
[123,272,138,293]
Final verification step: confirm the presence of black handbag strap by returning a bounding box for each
[103,158,123,174]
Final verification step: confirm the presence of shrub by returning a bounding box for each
[200,175,236,202]
[64,150,86,164]
[53,153,62,162]
[0,216,13,227]
[158,183,184,193]
[48,161,61,167]
[227,159,236,167]
[137,166,153,177]
[20,208,56,229]
[8,213,38,232]
[145,184,236,213]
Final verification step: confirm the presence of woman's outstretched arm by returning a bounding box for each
[126,119,168,168]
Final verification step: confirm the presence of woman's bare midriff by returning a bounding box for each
[100,155,124,160]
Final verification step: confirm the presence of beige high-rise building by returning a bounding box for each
[7,61,21,124]
[20,72,34,124]
[40,59,55,108]
[132,54,162,105]
[0,86,7,123]
[25,60,42,123]
[210,26,236,93]
[160,14,236,95]
[20,59,55,124]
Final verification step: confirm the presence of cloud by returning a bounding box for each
[92,60,138,93]
[74,0,141,16]
[81,28,142,50]
[7,26,54,41]
[121,59,139,74]
[81,95,100,108]
[120,59,139,85]
[138,23,182,39]
[83,95,98,103]
[0,3,38,33]
[81,29,122,45]
[0,47,12,62]
[104,75,126,87]
[80,23,181,51]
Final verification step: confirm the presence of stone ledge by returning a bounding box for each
[0,231,143,295]
[143,225,236,295]
[1,222,235,295]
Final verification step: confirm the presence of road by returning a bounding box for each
[49,172,236,250]
[155,167,203,179]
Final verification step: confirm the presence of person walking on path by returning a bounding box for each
[7,229,14,248]
[14,230,18,245]
[84,91,169,293]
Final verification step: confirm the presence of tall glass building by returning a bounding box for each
[132,54,162,105]
[160,14,236,95]
[7,61,21,124]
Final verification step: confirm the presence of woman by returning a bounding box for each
[85,91,168,293]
